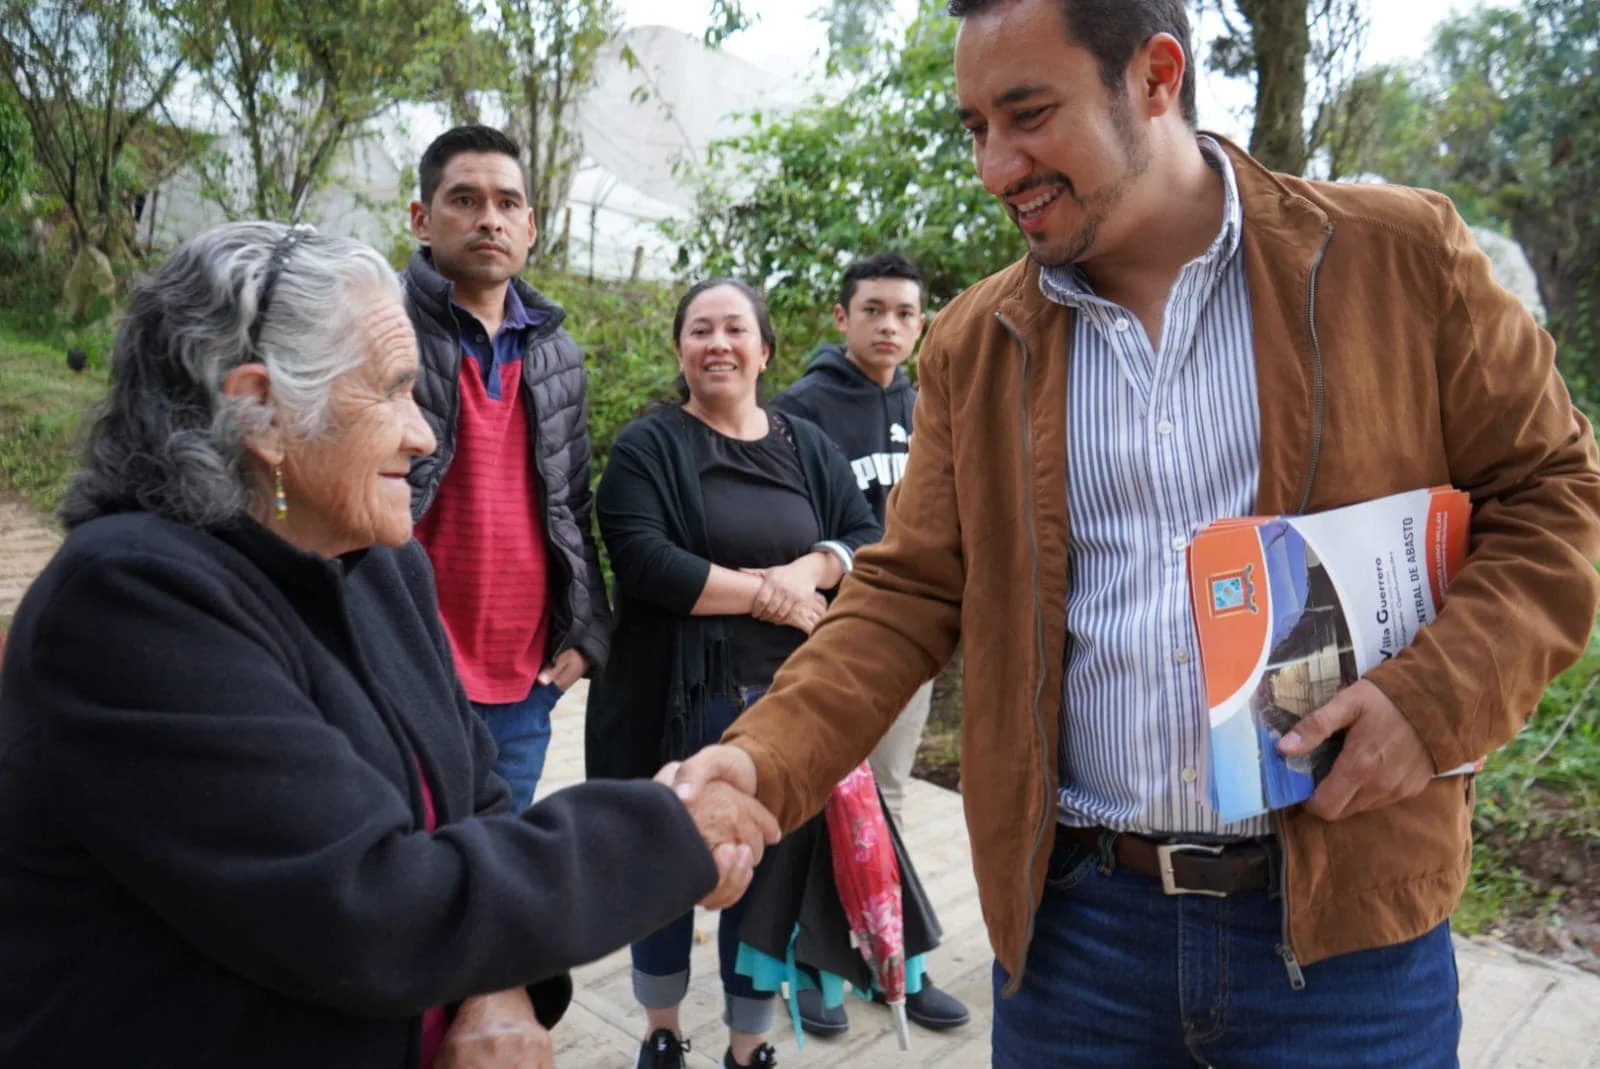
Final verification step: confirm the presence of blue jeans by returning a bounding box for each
[632,685,775,1035]
[472,681,564,812]
[993,831,1462,1068]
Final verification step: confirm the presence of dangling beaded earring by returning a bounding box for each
[273,465,288,520]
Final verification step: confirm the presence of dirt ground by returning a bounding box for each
[0,493,61,628]
[1477,788,1600,974]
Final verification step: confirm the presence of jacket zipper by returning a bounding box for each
[1293,225,1336,514]
[524,370,571,659]
[1271,809,1307,989]
[996,312,1055,998]
[1276,222,1335,989]
[417,317,466,520]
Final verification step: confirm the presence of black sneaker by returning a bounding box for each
[796,986,849,1037]
[872,976,971,1030]
[723,1041,778,1068]
[638,1028,690,1069]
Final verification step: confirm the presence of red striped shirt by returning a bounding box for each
[415,360,549,704]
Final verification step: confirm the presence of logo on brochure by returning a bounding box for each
[1208,564,1258,617]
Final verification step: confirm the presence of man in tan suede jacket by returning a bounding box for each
[675,0,1600,1063]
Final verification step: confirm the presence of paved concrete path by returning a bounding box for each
[539,684,1600,1068]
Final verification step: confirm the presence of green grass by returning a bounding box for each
[0,326,109,512]
[1455,629,1600,940]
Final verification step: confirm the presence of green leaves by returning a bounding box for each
[668,2,1022,361]
[169,0,442,222]
[0,84,27,208]
[1364,0,1599,401]
[1,0,184,247]
[703,0,751,49]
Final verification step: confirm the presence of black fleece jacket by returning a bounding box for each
[401,250,613,669]
[0,512,715,1068]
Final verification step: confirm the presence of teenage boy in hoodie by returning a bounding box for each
[770,252,970,1037]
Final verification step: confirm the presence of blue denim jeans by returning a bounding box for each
[993,831,1462,1068]
[472,681,564,812]
[631,685,775,1035]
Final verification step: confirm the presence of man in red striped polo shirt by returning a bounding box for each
[402,125,612,810]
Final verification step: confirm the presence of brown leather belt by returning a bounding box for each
[1058,824,1275,897]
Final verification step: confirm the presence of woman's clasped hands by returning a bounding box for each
[742,555,831,634]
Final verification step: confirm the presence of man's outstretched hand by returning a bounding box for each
[672,743,761,802]
[656,749,777,910]
[1277,679,1434,822]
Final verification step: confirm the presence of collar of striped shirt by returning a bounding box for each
[1038,135,1244,307]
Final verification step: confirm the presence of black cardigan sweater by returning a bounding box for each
[0,512,716,1068]
[586,406,882,782]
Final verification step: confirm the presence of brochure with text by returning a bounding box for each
[1188,486,1479,823]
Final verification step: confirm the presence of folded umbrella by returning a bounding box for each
[824,760,911,1050]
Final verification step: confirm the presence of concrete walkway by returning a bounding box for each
[539,684,1600,1067]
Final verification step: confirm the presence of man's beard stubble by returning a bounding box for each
[1022,99,1152,269]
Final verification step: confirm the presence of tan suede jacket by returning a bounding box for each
[725,139,1600,992]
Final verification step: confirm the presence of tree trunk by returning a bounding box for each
[1512,212,1597,381]
[1239,0,1310,175]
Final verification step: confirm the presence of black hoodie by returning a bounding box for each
[770,344,916,525]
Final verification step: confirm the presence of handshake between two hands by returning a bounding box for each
[654,745,777,910]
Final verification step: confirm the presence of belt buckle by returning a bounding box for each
[1156,842,1229,897]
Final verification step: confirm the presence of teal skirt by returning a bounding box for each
[736,928,928,1047]
[728,803,943,1048]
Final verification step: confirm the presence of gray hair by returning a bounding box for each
[60,221,401,530]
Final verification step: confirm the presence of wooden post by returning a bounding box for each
[630,245,644,283]
[559,207,572,271]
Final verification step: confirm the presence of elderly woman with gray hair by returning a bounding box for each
[0,222,778,1069]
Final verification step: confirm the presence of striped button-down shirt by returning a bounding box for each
[1043,137,1273,837]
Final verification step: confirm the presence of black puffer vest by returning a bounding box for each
[400,250,612,668]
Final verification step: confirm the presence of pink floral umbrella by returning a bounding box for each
[823,761,911,1050]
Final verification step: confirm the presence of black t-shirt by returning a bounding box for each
[689,412,819,685]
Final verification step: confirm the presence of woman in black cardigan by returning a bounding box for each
[0,225,777,1069]
[588,279,928,1069]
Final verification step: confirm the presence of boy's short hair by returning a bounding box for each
[839,252,925,311]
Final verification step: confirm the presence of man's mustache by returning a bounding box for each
[1000,173,1080,208]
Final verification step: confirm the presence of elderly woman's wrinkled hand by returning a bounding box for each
[701,841,756,910]
[435,988,554,1069]
[656,761,779,909]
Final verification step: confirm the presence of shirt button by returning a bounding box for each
[1114,318,1131,332]
[1174,649,1192,665]
[476,333,487,343]
[1170,535,1187,552]
[1182,766,1199,784]
[1157,419,1174,436]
